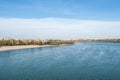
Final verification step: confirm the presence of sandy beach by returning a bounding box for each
[0,45,55,52]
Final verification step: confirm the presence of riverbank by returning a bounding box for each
[0,44,71,52]
[0,45,57,52]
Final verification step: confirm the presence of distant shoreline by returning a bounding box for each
[0,38,120,52]
[0,45,58,52]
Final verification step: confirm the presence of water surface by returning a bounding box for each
[0,42,120,80]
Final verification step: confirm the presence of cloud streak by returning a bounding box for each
[0,18,120,39]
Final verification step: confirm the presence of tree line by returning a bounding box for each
[0,39,75,46]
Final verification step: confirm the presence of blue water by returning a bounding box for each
[0,42,120,80]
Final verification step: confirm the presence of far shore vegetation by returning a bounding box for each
[0,38,120,47]
[76,39,120,43]
[0,39,75,46]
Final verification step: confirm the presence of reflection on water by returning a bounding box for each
[0,42,120,80]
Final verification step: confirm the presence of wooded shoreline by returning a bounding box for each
[0,39,74,52]
[0,38,120,52]
[0,39,75,46]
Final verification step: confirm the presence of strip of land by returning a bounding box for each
[0,39,75,52]
[0,38,119,52]
[0,45,56,52]
[0,44,70,52]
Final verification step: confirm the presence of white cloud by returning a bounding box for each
[0,18,120,39]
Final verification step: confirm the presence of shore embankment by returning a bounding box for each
[0,44,71,52]
[0,45,56,52]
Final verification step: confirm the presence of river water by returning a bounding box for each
[0,42,120,80]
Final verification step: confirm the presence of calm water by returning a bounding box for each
[0,42,120,80]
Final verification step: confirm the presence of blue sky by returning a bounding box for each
[0,0,120,39]
[0,0,120,20]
